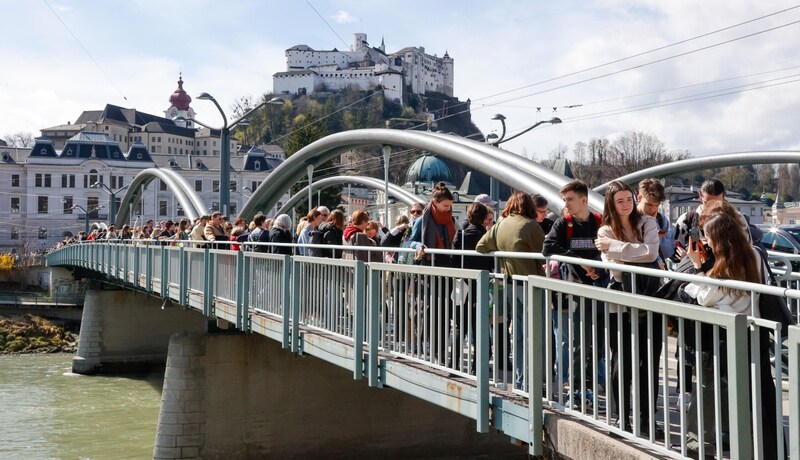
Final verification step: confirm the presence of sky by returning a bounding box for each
[2,0,800,160]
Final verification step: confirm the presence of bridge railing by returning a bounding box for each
[46,240,800,458]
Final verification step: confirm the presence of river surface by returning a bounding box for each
[0,353,162,459]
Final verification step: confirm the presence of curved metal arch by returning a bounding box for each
[241,129,592,220]
[595,150,800,194]
[425,131,605,212]
[115,168,204,226]
[274,175,426,217]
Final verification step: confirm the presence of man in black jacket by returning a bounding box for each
[542,180,606,403]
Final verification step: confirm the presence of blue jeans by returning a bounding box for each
[553,297,606,389]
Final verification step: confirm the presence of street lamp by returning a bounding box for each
[194,94,284,219]
[90,181,129,224]
[489,114,506,146]
[64,201,105,233]
[491,116,562,145]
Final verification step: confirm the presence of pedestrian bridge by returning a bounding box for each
[47,241,800,459]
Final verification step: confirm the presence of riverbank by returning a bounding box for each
[0,314,77,353]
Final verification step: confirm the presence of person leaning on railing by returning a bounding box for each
[594,180,661,436]
[268,214,294,255]
[342,209,376,263]
[476,191,545,390]
[681,211,784,457]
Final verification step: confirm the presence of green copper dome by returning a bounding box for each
[404,153,453,187]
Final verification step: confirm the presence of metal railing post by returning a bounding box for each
[235,250,248,331]
[790,325,800,459]
[726,314,752,459]
[527,278,543,454]
[367,265,381,387]
[146,245,153,293]
[160,246,168,299]
[282,255,292,349]
[352,260,365,380]
[179,246,187,306]
[203,247,213,317]
[291,259,301,354]
[476,270,490,433]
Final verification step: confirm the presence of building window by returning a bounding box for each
[63,196,73,214]
[135,199,143,215]
[111,175,123,189]
[160,180,167,191]
[35,173,42,187]
[254,160,261,171]
[211,201,219,212]
[10,227,19,240]
[251,181,259,192]
[751,207,756,217]
[88,169,99,187]
[230,203,237,215]
[195,180,202,192]
[229,181,237,192]
[168,146,172,154]
[11,174,19,187]
[87,197,99,218]
[38,196,48,214]
[212,180,219,192]
[61,174,76,188]
[38,227,47,239]
[11,197,20,214]
[159,200,167,216]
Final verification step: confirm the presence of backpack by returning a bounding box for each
[559,212,604,284]
[564,212,602,240]
[307,229,324,257]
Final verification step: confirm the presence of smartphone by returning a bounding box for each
[689,227,701,250]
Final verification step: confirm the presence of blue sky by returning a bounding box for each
[2,0,799,159]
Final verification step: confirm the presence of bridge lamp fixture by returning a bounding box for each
[194,93,285,220]
[90,181,129,225]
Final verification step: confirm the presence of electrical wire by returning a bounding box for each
[42,0,129,102]
[305,0,351,50]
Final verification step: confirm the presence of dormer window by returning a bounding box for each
[137,153,143,160]
[254,160,261,171]
[65,148,73,156]
[41,147,48,156]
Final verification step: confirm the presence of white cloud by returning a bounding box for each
[331,10,357,24]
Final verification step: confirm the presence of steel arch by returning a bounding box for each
[241,129,591,220]
[115,168,205,226]
[273,175,426,217]
[594,150,800,194]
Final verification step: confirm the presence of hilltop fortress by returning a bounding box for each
[273,33,453,103]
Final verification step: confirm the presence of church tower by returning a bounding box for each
[165,74,196,128]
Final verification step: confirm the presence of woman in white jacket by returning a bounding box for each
[594,180,661,435]
[683,211,764,454]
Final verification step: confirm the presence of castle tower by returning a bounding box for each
[165,74,196,128]
[442,51,454,97]
[379,36,386,53]
[352,33,367,52]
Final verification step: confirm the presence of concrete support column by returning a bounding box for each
[72,289,208,375]
[154,332,522,459]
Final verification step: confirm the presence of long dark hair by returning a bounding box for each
[704,213,760,290]
[602,180,643,242]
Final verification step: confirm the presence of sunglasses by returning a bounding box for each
[410,209,423,215]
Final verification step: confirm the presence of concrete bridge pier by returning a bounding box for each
[153,332,524,459]
[72,289,209,374]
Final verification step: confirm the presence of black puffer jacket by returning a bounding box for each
[318,222,344,259]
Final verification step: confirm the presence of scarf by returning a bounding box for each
[426,203,456,249]
[343,224,363,241]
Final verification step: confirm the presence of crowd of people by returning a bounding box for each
[52,177,788,456]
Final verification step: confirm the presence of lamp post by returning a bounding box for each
[492,116,562,145]
[90,181,129,224]
[193,94,284,219]
[65,202,105,234]
[382,145,391,225]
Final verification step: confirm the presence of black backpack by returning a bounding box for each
[307,229,324,257]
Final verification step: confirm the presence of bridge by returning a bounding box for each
[46,130,800,458]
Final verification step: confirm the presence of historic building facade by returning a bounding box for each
[0,78,288,253]
[273,33,453,103]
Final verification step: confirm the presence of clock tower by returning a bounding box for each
[165,74,195,128]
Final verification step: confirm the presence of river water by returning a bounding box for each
[0,353,162,459]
